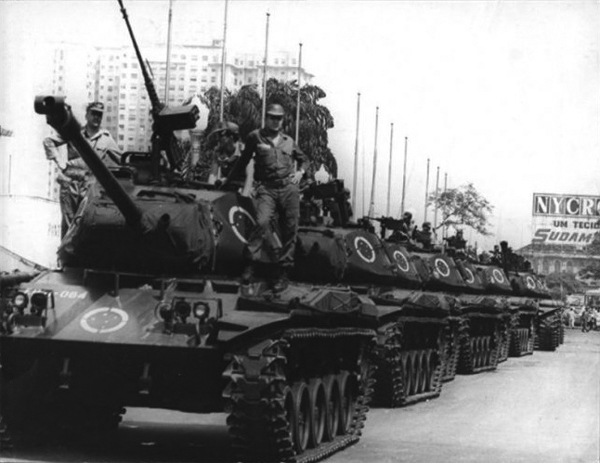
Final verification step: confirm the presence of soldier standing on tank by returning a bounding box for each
[43,101,121,238]
[207,121,252,185]
[231,103,308,291]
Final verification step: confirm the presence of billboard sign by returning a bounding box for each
[532,193,600,246]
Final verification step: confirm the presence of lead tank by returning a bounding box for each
[0,93,381,462]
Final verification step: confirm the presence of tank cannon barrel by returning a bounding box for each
[34,95,143,229]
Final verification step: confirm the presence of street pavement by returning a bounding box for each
[2,330,598,463]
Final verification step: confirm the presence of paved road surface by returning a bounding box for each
[2,330,598,463]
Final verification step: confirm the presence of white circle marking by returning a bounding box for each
[393,250,410,272]
[228,206,256,244]
[80,307,129,334]
[435,258,450,277]
[354,236,376,263]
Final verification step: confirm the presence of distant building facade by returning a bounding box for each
[44,42,313,200]
[518,192,600,276]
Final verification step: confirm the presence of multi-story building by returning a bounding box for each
[44,41,313,200]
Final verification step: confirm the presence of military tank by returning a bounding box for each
[0,94,382,463]
[294,183,462,406]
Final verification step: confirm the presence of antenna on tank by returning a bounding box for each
[295,42,303,144]
[219,0,229,123]
[352,92,361,215]
[261,12,270,128]
[368,106,379,218]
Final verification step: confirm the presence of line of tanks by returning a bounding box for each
[0,96,565,462]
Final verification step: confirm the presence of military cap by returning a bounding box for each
[210,121,239,138]
[266,103,285,116]
[87,101,105,113]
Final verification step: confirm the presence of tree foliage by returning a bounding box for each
[545,271,586,296]
[427,183,494,236]
[577,262,600,280]
[197,79,337,180]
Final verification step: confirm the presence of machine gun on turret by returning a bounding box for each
[117,0,199,177]
[300,179,354,227]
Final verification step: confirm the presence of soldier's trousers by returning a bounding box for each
[59,179,88,238]
[247,183,300,268]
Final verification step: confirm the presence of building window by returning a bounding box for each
[566,261,574,273]
[542,259,550,274]
[554,260,561,273]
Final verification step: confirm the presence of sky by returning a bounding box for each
[0,0,599,253]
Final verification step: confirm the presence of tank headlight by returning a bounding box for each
[12,292,29,311]
[174,299,191,320]
[30,292,49,315]
[193,302,210,320]
[156,302,172,321]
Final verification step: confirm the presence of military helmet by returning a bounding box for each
[266,103,285,116]
[210,121,239,138]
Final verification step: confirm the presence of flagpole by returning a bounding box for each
[294,43,303,144]
[219,0,229,123]
[164,0,174,104]
[261,12,270,128]
[433,166,440,242]
[424,158,430,222]
[386,122,394,216]
[443,172,448,238]
[400,136,408,215]
[352,92,361,215]
[368,106,379,218]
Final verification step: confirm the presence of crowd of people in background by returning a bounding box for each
[563,306,600,332]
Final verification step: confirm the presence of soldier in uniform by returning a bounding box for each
[414,221,433,249]
[43,101,121,238]
[207,121,249,185]
[445,229,467,250]
[232,103,308,291]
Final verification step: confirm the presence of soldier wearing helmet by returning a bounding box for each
[231,102,309,291]
[414,221,433,249]
[207,121,245,184]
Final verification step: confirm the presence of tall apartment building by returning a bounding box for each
[45,41,313,199]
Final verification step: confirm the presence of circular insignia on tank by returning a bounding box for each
[393,250,410,272]
[80,307,129,334]
[464,267,475,284]
[228,206,256,244]
[492,268,505,284]
[354,236,376,263]
[434,258,450,277]
[526,275,536,289]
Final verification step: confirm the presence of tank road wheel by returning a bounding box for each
[473,338,481,369]
[337,371,357,435]
[418,351,428,394]
[411,351,422,396]
[422,350,432,392]
[307,378,327,448]
[292,381,311,454]
[400,353,411,399]
[322,374,341,441]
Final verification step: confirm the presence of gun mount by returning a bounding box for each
[118,0,199,174]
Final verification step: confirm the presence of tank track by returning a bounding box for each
[457,319,502,374]
[441,317,462,382]
[509,319,535,357]
[535,314,561,351]
[496,314,513,363]
[372,320,444,407]
[223,327,376,463]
